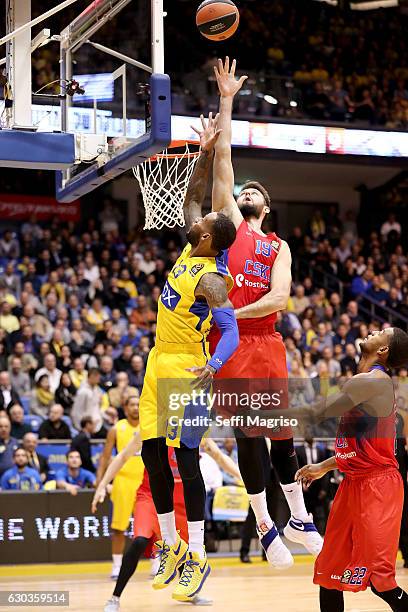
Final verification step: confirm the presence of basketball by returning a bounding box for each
[196,0,240,42]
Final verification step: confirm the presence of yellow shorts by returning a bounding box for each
[110,473,139,531]
[139,342,211,448]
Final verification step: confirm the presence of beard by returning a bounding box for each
[186,225,200,247]
[239,203,263,220]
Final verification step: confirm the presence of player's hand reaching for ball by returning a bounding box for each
[295,463,328,488]
[186,364,216,390]
[214,57,248,99]
[191,112,222,153]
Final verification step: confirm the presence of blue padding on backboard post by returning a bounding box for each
[55,73,172,203]
[0,130,75,170]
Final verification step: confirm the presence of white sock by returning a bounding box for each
[187,520,205,558]
[157,510,177,545]
[281,481,309,522]
[249,490,273,534]
[112,553,123,570]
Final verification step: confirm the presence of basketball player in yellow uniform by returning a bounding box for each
[140,113,239,602]
[97,395,144,579]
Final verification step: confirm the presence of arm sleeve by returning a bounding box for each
[208,307,239,372]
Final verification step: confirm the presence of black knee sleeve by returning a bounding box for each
[141,438,174,514]
[269,438,299,485]
[371,583,408,611]
[235,434,265,494]
[174,445,206,522]
[319,587,344,612]
[113,536,149,597]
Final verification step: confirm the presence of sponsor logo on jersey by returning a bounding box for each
[340,569,352,584]
[161,281,181,311]
[330,574,341,580]
[173,264,187,278]
[235,273,244,288]
[190,263,204,277]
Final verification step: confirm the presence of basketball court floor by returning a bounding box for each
[2,557,408,611]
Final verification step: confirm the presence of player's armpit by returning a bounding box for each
[195,272,230,308]
[341,374,394,417]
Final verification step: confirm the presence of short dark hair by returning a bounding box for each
[88,368,100,377]
[13,447,27,457]
[211,213,237,253]
[80,416,94,429]
[240,181,271,208]
[66,449,80,459]
[388,328,408,369]
[124,395,139,406]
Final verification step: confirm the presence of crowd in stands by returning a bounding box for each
[6,0,404,129]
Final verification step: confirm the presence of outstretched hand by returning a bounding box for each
[191,112,222,153]
[214,57,248,98]
[186,364,216,391]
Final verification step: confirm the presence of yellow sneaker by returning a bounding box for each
[172,551,211,601]
[152,535,188,590]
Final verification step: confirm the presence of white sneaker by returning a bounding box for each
[150,554,161,578]
[257,524,294,570]
[110,567,120,580]
[283,514,323,556]
[104,596,120,611]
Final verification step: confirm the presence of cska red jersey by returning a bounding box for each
[216,219,282,333]
[335,402,398,476]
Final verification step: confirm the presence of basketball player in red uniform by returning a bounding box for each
[296,327,408,611]
[92,433,241,611]
[208,58,323,569]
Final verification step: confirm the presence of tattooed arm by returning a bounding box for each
[188,273,238,389]
[183,113,222,229]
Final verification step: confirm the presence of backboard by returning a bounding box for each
[0,0,171,202]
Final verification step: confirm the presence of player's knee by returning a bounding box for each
[125,536,149,561]
[174,446,200,481]
[141,438,167,475]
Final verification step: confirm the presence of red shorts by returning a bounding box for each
[210,329,291,439]
[314,467,403,592]
[133,483,188,543]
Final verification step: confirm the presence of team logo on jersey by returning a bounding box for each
[161,281,181,311]
[173,264,187,279]
[340,569,352,584]
[190,264,204,277]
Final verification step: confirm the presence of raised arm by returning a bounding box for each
[235,240,292,320]
[212,57,247,228]
[184,113,222,229]
[201,438,242,483]
[188,272,239,389]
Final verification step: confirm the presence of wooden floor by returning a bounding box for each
[2,558,408,612]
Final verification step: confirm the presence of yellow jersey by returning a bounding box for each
[115,418,144,482]
[157,244,233,344]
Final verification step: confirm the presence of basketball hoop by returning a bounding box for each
[133,140,201,230]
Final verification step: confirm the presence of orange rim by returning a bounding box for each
[149,140,200,161]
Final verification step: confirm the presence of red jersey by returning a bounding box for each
[215,219,282,333]
[335,404,398,476]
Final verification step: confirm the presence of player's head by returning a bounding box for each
[13,447,29,468]
[360,327,408,368]
[66,449,82,469]
[124,395,139,420]
[186,212,236,254]
[237,181,271,221]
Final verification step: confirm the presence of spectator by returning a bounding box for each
[315,322,333,353]
[38,404,71,440]
[0,230,20,259]
[70,416,96,473]
[290,285,310,316]
[0,262,21,298]
[0,415,19,476]
[128,355,145,391]
[86,298,109,332]
[317,347,341,380]
[340,344,359,375]
[220,438,239,485]
[71,368,105,434]
[107,372,139,412]
[8,357,31,397]
[129,295,156,329]
[120,323,144,349]
[114,344,134,373]
[0,301,20,334]
[0,447,42,491]
[34,353,62,393]
[69,357,88,389]
[367,276,389,304]
[351,268,374,297]
[381,213,401,239]
[22,432,49,482]
[0,370,21,411]
[99,355,117,391]
[31,374,55,418]
[9,404,31,439]
[56,449,96,495]
[55,372,77,414]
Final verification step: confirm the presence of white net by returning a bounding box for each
[133,143,200,230]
